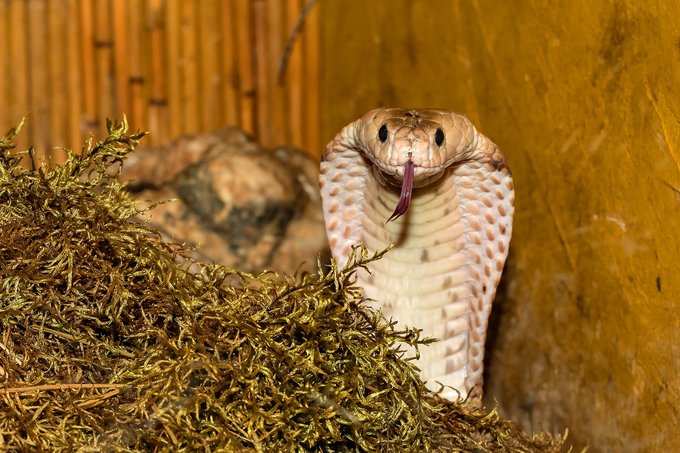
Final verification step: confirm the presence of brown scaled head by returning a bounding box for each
[357,108,474,222]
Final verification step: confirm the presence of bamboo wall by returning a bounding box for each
[0,0,320,165]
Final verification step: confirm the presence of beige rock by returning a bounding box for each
[121,128,328,273]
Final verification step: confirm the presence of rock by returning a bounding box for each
[121,127,328,273]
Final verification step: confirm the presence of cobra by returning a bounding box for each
[319,108,514,402]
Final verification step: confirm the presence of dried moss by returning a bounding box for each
[0,120,565,452]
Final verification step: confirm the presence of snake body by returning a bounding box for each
[319,108,514,401]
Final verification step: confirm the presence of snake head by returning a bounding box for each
[354,108,478,221]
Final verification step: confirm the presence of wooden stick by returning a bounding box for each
[79,0,98,137]
[128,0,148,135]
[66,0,83,152]
[1,383,125,395]
[8,1,30,138]
[77,388,121,409]
[267,0,285,146]
[112,0,130,118]
[95,0,114,135]
[166,0,182,138]
[285,0,304,148]
[277,0,317,84]
[220,0,239,126]
[302,0,320,157]
[148,0,168,145]
[253,0,270,145]
[199,0,222,132]
[234,0,255,135]
[0,1,8,133]
[47,0,68,164]
[28,0,51,166]
[180,1,200,133]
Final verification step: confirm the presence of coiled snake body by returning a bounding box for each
[319,108,514,401]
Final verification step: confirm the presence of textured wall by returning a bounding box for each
[319,1,680,451]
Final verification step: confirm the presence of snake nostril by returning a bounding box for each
[435,128,445,147]
[378,124,388,143]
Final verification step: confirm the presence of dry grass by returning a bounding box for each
[0,120,565,452]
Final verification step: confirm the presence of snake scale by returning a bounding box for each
[319,108,514,401]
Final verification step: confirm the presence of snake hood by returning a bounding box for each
[319,107,514,402]
[347,108,499,221]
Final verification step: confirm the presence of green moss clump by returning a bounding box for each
[0,120,565,452]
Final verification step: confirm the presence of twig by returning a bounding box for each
[277,0,319,84]
[661,179,680,196]
[31,325,77,342]
[76,388,121,409]
[27,146,37,171]
[1,383,125,395]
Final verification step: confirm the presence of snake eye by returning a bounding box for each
[435,128,445,147]
[378,124,388,143]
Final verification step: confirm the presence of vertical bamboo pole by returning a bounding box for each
[8,1,29,128]
[234,0,255,135]
[0,1,8,133]
[180,1,200,133]
[0,2,7,134]
[220,0,239,126]
[66,0,83,152]
[8,1,30,155]
[80,0,98,138]
[128,0,148,134]
[267,0,285,146]
[199,0,223,131]
[303,0,320,156]
[166,0,182,138]
[253,0,270,145]
[47,0,68,164]
[95,0,114,132]
[148,0,168,145]
[285,0,304,149]
[28,0,51,165]
[112,0,130,118]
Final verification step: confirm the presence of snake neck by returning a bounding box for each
[355,160,513,402]
[357,167,475,399]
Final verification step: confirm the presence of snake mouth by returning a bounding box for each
[386,159,415,222]
[370,156,446,223]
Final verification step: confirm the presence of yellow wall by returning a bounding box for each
[320,1,680,451]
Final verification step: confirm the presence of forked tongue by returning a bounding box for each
[386,159,415,222]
